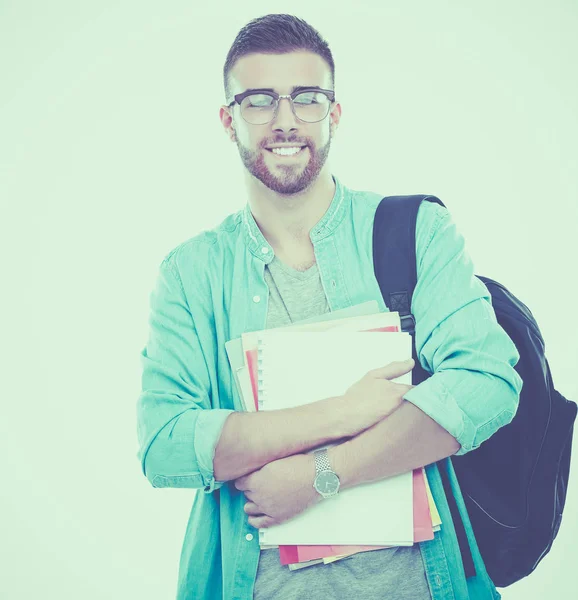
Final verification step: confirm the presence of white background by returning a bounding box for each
[1,1,577,598]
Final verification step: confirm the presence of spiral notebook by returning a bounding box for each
[256,330,415,546]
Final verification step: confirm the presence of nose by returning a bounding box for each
[271,96,299,133]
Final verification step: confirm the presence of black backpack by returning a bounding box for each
[372,194,576,588]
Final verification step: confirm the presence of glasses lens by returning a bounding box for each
[240,91,331,124]
[240,94,276,125]
[293,91,331,123]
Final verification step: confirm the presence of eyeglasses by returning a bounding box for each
[227,87,336,125]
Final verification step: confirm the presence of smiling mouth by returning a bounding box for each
[265,146,308,158]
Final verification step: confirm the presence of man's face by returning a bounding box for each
[222,51,340,195]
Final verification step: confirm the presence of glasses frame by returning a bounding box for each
[226,87,336,125]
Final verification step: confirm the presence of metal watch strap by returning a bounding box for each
[314,448,332,472]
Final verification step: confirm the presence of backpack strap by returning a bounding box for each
[372,194,477,580]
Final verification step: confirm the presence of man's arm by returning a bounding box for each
[329,401,459,490]
[214,360,415,482]
[388,201,523,456]
[213,399,352,483]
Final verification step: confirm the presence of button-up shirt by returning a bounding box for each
[137,174,522,599]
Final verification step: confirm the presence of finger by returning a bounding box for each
[393,382,416,394]
[369,359,415,380]
[234,477,248,491]
[248,514,277,529]
[244,501,262,516]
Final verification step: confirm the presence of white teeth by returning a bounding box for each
[271,147,303,156]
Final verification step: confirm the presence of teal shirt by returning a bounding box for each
[137,175,522,599]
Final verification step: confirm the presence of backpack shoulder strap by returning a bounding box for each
[372,194,445,334]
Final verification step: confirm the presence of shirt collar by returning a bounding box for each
[242,174,349,263]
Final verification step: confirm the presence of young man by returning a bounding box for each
[137,14,523,600]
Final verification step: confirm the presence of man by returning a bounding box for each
[137,14,522,600]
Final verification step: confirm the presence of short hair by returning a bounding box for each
[223,14,335,103]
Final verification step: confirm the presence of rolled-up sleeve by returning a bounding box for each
[402,201,523,456]
[136,259,235,491]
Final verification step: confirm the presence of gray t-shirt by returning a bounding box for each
[252,256,431,599]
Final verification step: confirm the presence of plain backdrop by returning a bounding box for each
[1,1,577,598]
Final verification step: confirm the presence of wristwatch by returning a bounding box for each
[312,448,341,499]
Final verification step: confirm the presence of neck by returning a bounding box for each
[245,168,336,251]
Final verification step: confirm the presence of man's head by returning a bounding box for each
[220,14,341,196]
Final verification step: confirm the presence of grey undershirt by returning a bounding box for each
[252,256,431,599]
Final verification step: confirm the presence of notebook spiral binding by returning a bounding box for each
[257,337,266,411]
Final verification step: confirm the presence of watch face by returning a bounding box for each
[314,471,340,495]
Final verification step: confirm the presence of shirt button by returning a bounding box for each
[246,533,254,541]
[261,247,269,254]
[253,295,261,303]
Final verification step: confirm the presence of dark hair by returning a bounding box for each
[223,14,335,102]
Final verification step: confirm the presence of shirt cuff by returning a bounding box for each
[194,408,236,493]
[402,375,475,455]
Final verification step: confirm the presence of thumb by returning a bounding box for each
[369,359,415,380]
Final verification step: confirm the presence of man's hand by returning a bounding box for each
[234,453,321,529]
[339,359,415,437]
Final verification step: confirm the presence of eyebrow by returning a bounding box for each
[242,85,324,94]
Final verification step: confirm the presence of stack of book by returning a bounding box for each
[225,301,441,570]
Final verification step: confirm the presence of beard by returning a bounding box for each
[236,125,332,196]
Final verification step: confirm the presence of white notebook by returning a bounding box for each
[257,330,415,546]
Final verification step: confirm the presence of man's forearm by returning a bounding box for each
[328,401,460,490]
[213,395,351,482]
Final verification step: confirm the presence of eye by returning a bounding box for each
[294,91,328,105]
[294,92,316,105]
[245,94,275,108]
